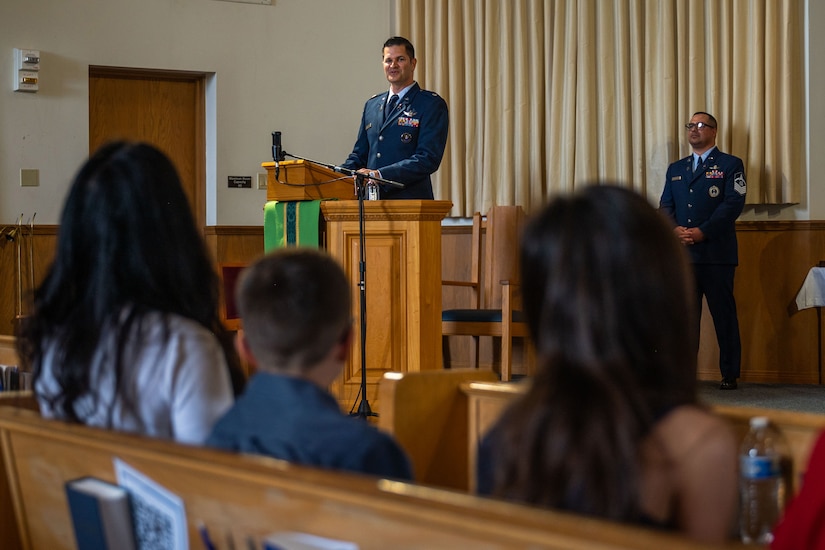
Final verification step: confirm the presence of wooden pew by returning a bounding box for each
[0,403,739,550]
[0,335,19,366]
[0,391,38,411]
[380,370,825,498]
[379,368,498,491]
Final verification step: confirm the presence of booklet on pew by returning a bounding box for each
[65,477,138,550]
[115,458,188,550]
[0,365,20,391]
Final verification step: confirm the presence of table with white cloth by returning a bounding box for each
[796,266,825,383]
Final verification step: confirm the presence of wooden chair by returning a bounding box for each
[218,262,248,331]
[441,206,534,381]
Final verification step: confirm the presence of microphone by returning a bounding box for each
[272,131,284,162]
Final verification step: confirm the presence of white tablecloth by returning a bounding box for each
[796,267,825,309]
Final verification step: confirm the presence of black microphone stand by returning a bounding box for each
[277,151,404,420]
[351,170,376,419]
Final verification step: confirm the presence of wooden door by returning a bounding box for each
[88,67,206,228]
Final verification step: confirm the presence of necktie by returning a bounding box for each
[386,94,399,117]
[694,155,702,173]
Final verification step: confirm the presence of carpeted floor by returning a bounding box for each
[697,380,825,414]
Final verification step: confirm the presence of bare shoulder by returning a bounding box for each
[654,404,737,459]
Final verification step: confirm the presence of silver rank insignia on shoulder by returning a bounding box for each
[365,123,372,130]
[734,172,747,196]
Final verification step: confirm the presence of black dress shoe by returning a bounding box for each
[720,378,738,390]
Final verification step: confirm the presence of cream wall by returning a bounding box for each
[0,0,391,225]
[1,0,823,224]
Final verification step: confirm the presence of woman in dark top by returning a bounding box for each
[477,185,737,543]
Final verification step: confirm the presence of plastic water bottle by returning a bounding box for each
[739,416,791,544]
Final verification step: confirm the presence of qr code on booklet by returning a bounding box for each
[132,495,174,550]
[115,458,188,550]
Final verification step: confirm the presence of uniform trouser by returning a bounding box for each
[693,264,741,380]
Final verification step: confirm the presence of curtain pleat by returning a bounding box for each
[396,0,804,215]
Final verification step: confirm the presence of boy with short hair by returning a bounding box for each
[207,249,413,480]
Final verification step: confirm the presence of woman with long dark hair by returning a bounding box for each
[17,141,242,444]
[477,185,737,542]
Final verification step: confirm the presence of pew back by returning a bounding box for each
[0,405,737,550]
[379,371,825,526]
[459,380,825,494]
[0,335,19,366]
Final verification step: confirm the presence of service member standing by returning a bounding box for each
[659,112,747,390]
[341,36,449,199]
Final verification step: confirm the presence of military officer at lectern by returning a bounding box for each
[659,111,747,390]
[341,36,449,200]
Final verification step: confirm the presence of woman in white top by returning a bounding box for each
[17,141,243,444]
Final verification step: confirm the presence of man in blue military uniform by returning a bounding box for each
[660,112,747,390]
[341,36,449,199]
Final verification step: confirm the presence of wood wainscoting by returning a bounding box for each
[0,226,264,338]
[444,220,825,385]
[728,221,825,384]
[0,225,58,337]
[3,222,825,385]
[202,225,265,267]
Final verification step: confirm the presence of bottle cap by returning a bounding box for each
[749,416,769,429]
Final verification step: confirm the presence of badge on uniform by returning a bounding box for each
[398,117,420,127]
[734,172,747,196]
[365,123,372,130]
[672,175,682,181]
[400,132,412,143]
[709,185,720,198]
[403,108,417,117]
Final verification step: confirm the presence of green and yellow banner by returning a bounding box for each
[263,200,322,251]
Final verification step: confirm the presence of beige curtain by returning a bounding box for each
[396,0,805,216]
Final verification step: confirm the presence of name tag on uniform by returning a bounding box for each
[671,175,682,181]
[397,117,420,127]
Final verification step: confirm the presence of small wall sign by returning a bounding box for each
[228,176,252,189]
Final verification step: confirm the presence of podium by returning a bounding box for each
[262,160,452,412]
[263,160,354,202]
[322,200,452,412]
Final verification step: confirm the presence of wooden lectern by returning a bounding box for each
[262,160,451,413]
[262,160,355,202]
[321,200,452,413]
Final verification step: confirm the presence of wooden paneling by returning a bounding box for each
[0,337,19,366]
[0,226,58,338]
[323,201,451,413]
[444,221,825,385]
[5,222,825,385]
[202,225,265,266]
[717,222,825,384]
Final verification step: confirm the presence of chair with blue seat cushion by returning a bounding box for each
[441,206,534,381]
